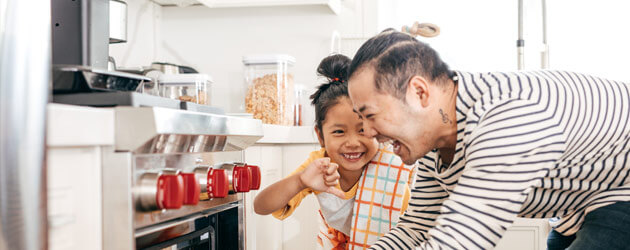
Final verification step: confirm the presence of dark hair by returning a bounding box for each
[348,29,454,99]
[310,54,351,136]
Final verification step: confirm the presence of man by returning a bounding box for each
[347,30,630,249]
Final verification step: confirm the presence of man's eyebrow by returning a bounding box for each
[357,105,367,113]
[352,105,367,115]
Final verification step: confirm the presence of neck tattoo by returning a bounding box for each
[439,109,453,124]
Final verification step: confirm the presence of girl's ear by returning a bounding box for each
[314,126,325,147]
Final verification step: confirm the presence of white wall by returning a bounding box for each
[376,0,517,72]
[110,0,381,116]
[111,0,630,113]
[376,0,630,82]
[546,0,630,82]
[158,1,377,114]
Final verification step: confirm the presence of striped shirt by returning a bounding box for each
[371,71,630,249]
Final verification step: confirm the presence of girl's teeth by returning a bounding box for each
[343,153,362,159]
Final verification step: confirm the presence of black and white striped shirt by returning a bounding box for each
[371,71,630,249]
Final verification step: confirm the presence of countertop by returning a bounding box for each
[47,103,318,147]
[256,125,318,144]
[47,104,115,147]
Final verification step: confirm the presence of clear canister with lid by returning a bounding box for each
[243,54,295,125]
[158,74,212,105]
[293,84,308,126]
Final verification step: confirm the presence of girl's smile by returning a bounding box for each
[317,97,378,173]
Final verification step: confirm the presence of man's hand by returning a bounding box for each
[299,157,345,199]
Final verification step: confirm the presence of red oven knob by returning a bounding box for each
[208,169,229,198]
[181,173,200,205]
[247,165,261,190]
[232,165,251,192]
[156,174,184,210]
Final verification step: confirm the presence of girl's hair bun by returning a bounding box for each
[316,54,351,84]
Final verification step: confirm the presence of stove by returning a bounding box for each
[47,1,259,248]
[102,107,263,249]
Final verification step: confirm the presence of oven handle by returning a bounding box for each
[135,212,204,238]
[135,202,237,238]
[209,225,216,250]
[138,216,217,250]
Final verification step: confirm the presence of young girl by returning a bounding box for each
[254,55,412,250]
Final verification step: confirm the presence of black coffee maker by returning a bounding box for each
[51,0,150,95]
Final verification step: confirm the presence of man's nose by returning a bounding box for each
[362,121,378,138]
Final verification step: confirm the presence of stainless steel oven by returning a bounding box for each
[46,1,263,248]
[102,107,263,250]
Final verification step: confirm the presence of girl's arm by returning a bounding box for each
[253,170,306,215]
[254,157,344,215]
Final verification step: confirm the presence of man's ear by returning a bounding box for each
[406,75,430,108]
[314,126,325,147]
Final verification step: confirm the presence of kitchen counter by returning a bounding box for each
[257,125,318,144]
[47,103,114,147]
[47,103,315,146]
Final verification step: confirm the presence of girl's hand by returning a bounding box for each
[299,158,346,199]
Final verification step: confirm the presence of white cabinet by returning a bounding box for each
[495,218,550,250]
[48,147,104,250]
[244,125,321,250]
[280,144,321,250]
[46,104,115,250]
[245,142,321,250]
[245,145,285,250]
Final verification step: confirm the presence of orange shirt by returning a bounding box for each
[272,148,410,220]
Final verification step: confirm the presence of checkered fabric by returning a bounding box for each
[348,145,414,249]
[317,210,350,250]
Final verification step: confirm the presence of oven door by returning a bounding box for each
[136,204,243,250]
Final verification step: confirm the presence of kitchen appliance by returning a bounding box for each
[50,2,219,114]
[151,62,200,74]
[48,1,256,249]
[108,56,118,71]
[109,0,127,43]
[52,65,152,93]
[152,62,181,74]
[52,0,110,69]
[0,0,50,249]
[103,107,263,249]
[51,0,165,108]
[53,92,182,109]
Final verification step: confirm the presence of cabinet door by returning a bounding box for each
[246,145,284,250]
[494,218,550,250]
[48,147,103,250]
[281,144,321,250]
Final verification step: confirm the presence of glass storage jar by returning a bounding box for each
[293,84,308,126]
[243,54,295,125]
[158,74,212,105]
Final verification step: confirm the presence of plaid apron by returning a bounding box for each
[348,145,414,249]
